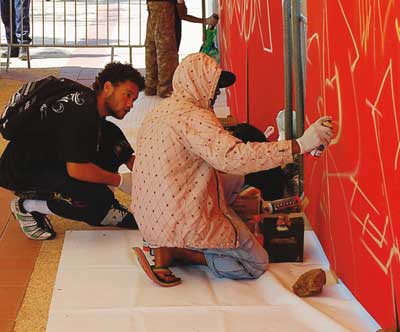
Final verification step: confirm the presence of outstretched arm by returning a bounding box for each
[176,0,218,26]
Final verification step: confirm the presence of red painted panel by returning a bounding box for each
[219,0,285,138]
[305,0,400,327]
[219,0,400,327]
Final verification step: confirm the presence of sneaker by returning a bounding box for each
[100,200,138,229]
[10,198,56,240]
[1,47,19,58]
[18,47,28,60]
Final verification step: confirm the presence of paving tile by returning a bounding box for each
[0,287,26,320]
[0,189,13,239]
[0,256,39,270]
[0,320,14,332]
[0,268,32,287]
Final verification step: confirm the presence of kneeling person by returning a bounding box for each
[131,53,332,286]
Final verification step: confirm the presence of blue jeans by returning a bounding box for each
[0,0,31,44]
[195,174,269,280]
[198,210,269,280]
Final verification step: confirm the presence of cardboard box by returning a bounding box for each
[260,212,304,262]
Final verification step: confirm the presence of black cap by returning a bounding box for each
[217,70,236,88]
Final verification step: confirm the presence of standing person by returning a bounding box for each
[145,0,218,98]
[0,62,145,240]
[131,53,333,286]
[0,0,31,59]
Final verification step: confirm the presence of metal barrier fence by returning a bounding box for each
[283,0,307,196]
[0,0,148,70]
[0,0,209,71]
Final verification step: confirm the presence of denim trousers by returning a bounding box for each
[197,174,269,280]
[0,0,31,44]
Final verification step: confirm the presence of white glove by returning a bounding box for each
[118,172,132,195]
[205,14,219,27]
[296,116,333,154]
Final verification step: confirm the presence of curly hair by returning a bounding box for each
[93,62,145,93]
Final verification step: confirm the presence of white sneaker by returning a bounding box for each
[10,198,56,240]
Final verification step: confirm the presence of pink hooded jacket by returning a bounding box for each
[131,53,293,249]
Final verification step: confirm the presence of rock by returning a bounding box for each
[292,268,326,297]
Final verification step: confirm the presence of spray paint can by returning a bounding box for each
[264,196,302,214]
[310,120,333,157]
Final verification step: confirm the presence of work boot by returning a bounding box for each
[10,198,56,240]
[100,200,138,229]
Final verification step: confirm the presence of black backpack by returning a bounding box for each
[0,76,91,141]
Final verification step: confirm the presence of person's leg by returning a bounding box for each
[14,0,30,60]
[14,0,31,44]
[152,220,268,280]
[0,0,19,57]
[199,214,269,279]
[153,2,178,98]
[16,170,138,228]
[144,4,158,96]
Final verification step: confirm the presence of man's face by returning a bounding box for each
[210,87,221,107]
[105,80,139,119]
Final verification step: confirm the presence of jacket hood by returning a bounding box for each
[172,53,221,110]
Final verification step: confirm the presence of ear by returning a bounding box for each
[103,81,114,97]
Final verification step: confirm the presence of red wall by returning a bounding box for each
[219,0,400,327]
[305,0,400,327]
[218,0,285,140]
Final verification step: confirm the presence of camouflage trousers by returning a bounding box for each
[145,1,179,97]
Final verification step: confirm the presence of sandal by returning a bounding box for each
[132,247,182,287]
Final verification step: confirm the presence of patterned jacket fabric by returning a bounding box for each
[131,53,293,249]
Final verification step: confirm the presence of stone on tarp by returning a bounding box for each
[292,268,326,297]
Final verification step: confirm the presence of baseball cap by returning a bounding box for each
[217,70,236,88]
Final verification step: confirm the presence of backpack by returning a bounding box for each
[0,76,91,141]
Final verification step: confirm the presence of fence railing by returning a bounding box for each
[0,0,209,71]
[0,0,148,70]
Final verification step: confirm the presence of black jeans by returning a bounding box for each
[13,167,117,226]
[0,121,133,226]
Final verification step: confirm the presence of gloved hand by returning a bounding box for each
[296,116,333,154]
[206,13,219,27]
[118,172,132,195]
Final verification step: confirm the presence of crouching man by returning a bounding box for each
[131,53,332,286]
[0,62,145,240]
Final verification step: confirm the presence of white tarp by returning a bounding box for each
[47,230,379,332]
